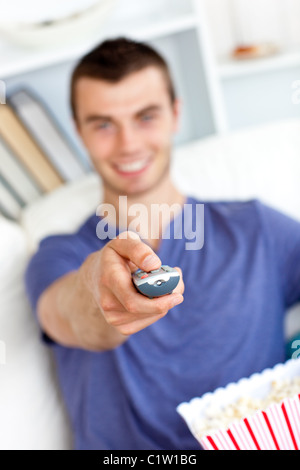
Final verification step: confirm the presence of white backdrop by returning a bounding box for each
[204,0,300,58]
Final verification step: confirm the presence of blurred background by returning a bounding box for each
[0,0,299,171]
[0,2,300,450]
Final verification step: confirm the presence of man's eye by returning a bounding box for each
[97,122,111,130]
[141,114,154,122]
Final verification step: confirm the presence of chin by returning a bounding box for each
[119,182,156,197]
[100,159,170,197]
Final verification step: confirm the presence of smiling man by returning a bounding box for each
[25,37,300,450]
[74,69,177,197]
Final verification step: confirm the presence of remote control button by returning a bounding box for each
[161,265,171,272]
[150,269,160,273]
[141,274,149,279]
[136,271,146,278]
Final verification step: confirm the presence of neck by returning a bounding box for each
[102,173,186,251]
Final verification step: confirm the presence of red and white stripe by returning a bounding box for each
[199,394,300,450]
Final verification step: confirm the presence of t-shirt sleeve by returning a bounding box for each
[24,234,86,343]
[256,201,300,308]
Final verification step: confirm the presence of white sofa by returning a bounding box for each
[1,118,300,450]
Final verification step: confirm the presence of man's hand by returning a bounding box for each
[81,231,184,341]
[38,231,185,351]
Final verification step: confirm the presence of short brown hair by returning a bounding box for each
[70,37,176,120]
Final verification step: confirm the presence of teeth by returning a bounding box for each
[116,159,149,173]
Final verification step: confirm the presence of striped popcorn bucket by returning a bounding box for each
[177,359,300,450]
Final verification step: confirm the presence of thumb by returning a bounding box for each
[109,231,161,272]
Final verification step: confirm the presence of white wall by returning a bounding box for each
[202,0,300,131]
[204,0,300,58]
[3,0,300,150]
[223,68,300,130]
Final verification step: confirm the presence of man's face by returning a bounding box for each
[75,66,180,196]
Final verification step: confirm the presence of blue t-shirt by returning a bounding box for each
[25,197,300,450]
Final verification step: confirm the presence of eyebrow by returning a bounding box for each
[84,104,163,125]
[136,105,162,117]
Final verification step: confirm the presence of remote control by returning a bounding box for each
[132,265,180,298]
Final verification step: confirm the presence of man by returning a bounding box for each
[25,37,300,450]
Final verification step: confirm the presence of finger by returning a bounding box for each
[101,263,184,324]
[104,255,184,315]
[108,231,161,272]
[172,266,185,295]
[112,275,184,317]
[127,260,139,273]
[98,285,125,313]
[110,313,170,336]
[105,292,184,328]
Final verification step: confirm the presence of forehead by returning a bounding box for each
[74,66,171,119]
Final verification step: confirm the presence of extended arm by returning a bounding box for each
[36,232,184,351]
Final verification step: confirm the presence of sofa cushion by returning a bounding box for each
[0,216,72,449]
[21,172,101,253]
[172,119,300,223]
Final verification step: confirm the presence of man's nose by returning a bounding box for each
[118,124,141,154]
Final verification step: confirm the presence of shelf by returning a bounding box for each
[131,14,197,41]
[0,13,198,79]
[218,47,300,80]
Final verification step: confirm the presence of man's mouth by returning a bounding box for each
[114,158,152,176]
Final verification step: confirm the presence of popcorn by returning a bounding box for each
[194,377,300,439]
[177,359,300,450]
